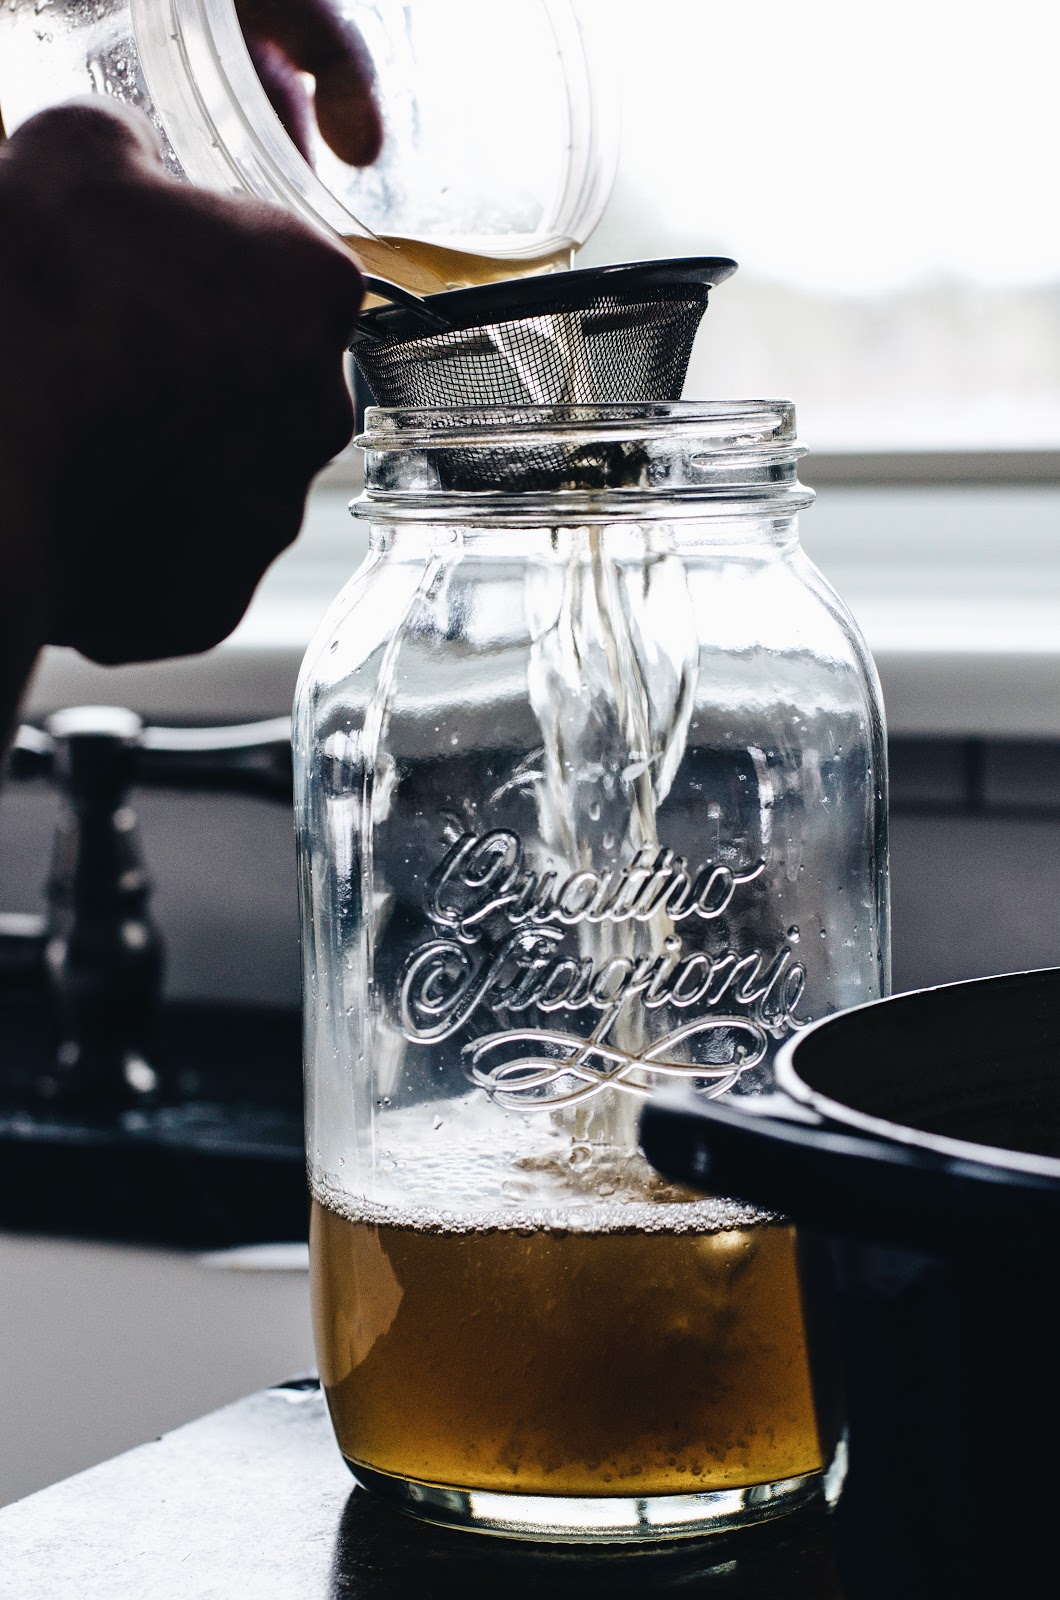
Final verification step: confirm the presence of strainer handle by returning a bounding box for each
[355,278,452,340]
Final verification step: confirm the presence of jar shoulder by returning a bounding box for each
[782,547,885,711]
[295,538,885,738]
[294,549,405,713]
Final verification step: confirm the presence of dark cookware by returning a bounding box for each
[640,968,1060,1595]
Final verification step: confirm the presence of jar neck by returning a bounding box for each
[356,401,815,522]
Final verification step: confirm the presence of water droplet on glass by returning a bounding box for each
[376,1096,391,1109]
[588,799,601,821]
[432,1115,444,1131]
[602,831,616,850]
[787,925,800,943]
[820,928,827,939]
[329,639,339,653]
[568,1143,592,1171]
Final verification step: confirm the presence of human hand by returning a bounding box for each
[235,0,383,166]
[0,101,362,675]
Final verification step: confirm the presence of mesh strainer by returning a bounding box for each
[349,258,737,410]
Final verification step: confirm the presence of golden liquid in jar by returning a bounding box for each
[311,1197,825,1498]
[343,232,574,296]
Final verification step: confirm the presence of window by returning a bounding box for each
[577,0,1060,454]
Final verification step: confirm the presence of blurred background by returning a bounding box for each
[582,0,1060,452]
[2,0,1058,1512]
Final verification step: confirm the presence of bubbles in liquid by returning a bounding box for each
[312,1171,773,1238]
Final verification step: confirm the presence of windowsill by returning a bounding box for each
[22,475,1060,740]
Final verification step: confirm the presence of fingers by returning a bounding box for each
[0,99,164,185]
[235,0,383,166]
[312,55,383,167]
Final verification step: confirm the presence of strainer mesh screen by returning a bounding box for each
[354,290,711,410]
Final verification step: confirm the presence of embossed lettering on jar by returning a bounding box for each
[295,401,889,1542]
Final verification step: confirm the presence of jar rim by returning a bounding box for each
[358,400,799,452]
[355,400,812,509]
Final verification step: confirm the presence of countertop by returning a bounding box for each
[0,1379,845,1600]
[5,1370,1020,1597]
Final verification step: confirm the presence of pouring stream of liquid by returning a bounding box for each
[345,228,702,1172]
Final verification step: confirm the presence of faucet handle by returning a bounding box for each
[7,713,293,799]
[6,722,55,782]
[138,716,292,800]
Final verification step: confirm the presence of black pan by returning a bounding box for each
[640,968,1060,1595]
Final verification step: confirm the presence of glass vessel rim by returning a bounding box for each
[359,400,799,450]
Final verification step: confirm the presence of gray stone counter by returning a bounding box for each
[0,1379,840,1599]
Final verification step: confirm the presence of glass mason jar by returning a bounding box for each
[295,401,889,1543]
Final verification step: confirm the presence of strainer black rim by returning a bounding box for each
[349,256,738,347]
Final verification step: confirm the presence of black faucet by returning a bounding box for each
[1,707,293,1108]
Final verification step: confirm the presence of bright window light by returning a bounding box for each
[578,0,1060,450]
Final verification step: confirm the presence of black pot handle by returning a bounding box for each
[639,1091,1055,1255]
